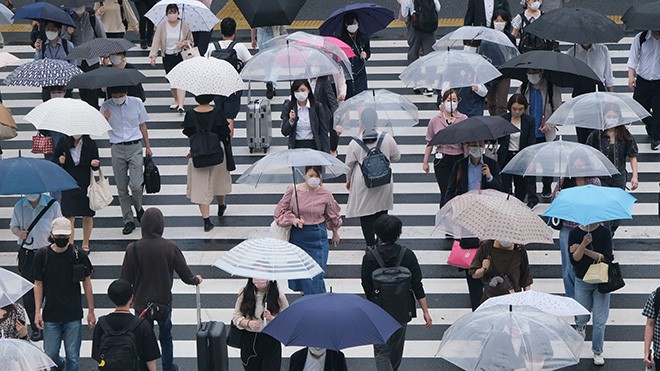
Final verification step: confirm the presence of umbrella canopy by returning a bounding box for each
[212,238,323,280]
[434,26,519,66]
[166,57,243,96]
[0,52,22,68]
[12,1,76,27]
[65,66,146,90]
[319,3,394,37]
[0,156,79,195]
[24,98,111,137]
[0,3,14,25]
[622,1,660,31]
[4,59,82,87]
[399,50,501,90]
[333,89,418,136]
[37,0,94,8]
[262,292,401,351]
[498,50,602,88]
[66,38,135,60]
[241,43,340,82]
[543,185,636,226]
[234,0,306,28]
[523,7,624,44]
[0,104,16,131]
[478,290,590,317]
[438,305,583,371]
[145,0,219,32]
[0,338,57,371]
[501,139,619,178]
[547,92,651,130]
[428,115,519,145]
[0,268,34,308]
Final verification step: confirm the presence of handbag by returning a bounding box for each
[87,168,113,211]
[226,322,245,348]
[182,41,199,60]
[32,133,53,154]
[270,220,291,241]
[0,104,17,140]
[447,240,477,269]
[582,257,610,284]
[598,262,625,293]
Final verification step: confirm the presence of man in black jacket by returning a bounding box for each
[289,347,347,371]
[464,0,510,27]
[445,140,504,203]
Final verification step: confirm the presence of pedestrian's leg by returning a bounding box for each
[127,144,145,217]
[634,78,659,140]
[559,227,576,298]
[591,290,610,355]
[501,172,513,194]
[82,216,93,249]
[419,32,435,57]
[649,82,660,141]
[573,278,593,333]
[62,319,82,371]
[575,127,594,144]
[18,250,37,332]
[67,216,76,245]
[111,145,133,224]
[373,341,394,371]
[494,78,510,116]
[43,322,65,368]
[192,31,211,56]
[258,334,282,371]
[158,315,176,371]
[406,23,421,64]
[513,175,527,202]
[466,271,484,311]
[389,324,407,371]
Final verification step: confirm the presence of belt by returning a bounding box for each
[113,140,140,146]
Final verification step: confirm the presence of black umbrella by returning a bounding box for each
[523,8,624,44]
[66,38,135,60]
[622,1,660,31]
[36,0,94,9]
[498,50,602,89]
[234,0,307,28]
[429,116,519,146]
[65,67,146,90]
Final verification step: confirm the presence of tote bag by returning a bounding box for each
[88,168,113,211]
[270,220,291,241]
[447,240,478,269]
[598,262,625,293]
[32,133,53,154]
[582,258,609,284]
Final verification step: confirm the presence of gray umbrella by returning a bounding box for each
[3,59,82,87]
[66,38,135,60]
[622,1,660,31]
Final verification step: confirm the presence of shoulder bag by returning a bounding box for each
[87,168,113,211]
[226,322,245,348]
[598,261,625,293]
[447,240,477,269]
[0,103,17,140]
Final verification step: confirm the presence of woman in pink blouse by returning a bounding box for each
[274,165,342,295]
[422,89,469,207]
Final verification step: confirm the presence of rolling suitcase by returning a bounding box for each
[246,99,272,154]
[196,286,229,371]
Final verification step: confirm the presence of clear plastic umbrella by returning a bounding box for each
[478,291,590,317]
[241,43,341,82]
[433,26,519,66]
[501,139,620,178]
[0,338,57,371]
[438,305,583,371]
[399,49,501,90]
[0,268,34,308]
[546,92,651,130]
[24,98,111,137]
[166,57,243,96]
[333,89,418,136]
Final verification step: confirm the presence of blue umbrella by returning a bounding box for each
[543,185,636,226]
[13,2,76,28]
[319,3,395,37]
[262,292,401,351]
[0,156,79,195]
[4,59,82,87]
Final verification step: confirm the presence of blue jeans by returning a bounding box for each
[43,320,82,371]
[147,312,178,371]
[574,278,610,354]
[559,226,576,298]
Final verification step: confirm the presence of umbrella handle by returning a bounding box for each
[196,284,201,329]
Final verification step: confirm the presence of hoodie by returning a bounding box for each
[120,208,199,312]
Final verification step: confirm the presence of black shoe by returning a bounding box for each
[204,219,214,232]
[652,139,660,151]
[541,190,552,200]
[122,221,136,235]
[217,203,227,217]
[136,208,144,223]
[31,329,42,342]
[527,199,539,209]
[413,88,424,95]
[140,40,147,50]
[266,81,275,100]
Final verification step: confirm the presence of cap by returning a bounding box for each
[51,217,72,235]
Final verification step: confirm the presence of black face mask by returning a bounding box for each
[54,237,69,248]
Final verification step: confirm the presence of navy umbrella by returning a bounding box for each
[0,156,79,195]
[4,59,82,87]
[234,0,307,28]
[13,1,76,28]
[429,116,520,146]
[36,0,95,9]
[523,8,624,44]
[622,1,660,31]
[319,3,395,37]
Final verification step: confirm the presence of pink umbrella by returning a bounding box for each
[324,36,356,59]
[0,52,22,68]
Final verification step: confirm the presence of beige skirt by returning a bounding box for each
[186,156,232,205]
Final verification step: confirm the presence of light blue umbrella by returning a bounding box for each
[543,185,636,226]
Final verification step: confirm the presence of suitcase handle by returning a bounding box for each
[196,285,201,329]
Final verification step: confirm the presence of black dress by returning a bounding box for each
[52,136,100,217]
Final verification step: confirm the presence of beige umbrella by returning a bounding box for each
[0,104,16,140]
[0,52,22,68]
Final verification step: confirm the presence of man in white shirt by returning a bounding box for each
[628,30,660,150]
[399,0,441,64]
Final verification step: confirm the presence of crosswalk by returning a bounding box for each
[0,35,658,370]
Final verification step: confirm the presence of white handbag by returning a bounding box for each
[270,220,291,241]
[182,42,200,60]
[87,168,113,211]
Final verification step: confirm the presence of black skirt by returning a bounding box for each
[163,53,183,74]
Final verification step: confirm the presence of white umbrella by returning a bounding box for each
[0,268,33,308]
[24,98,111,137]
[0,338,57,371]
[477,290,590,317]
[213,238,323,280]
[0,52,21,69]
[166,57,243,96]
[145,0,219,32]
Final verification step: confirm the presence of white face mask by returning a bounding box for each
[529,1,541,10]
[50,91,65,99]
[604,117,619,126]
[109,55,123,65]
[494,22,506,31]
[309,347,326,356]
[25,194,41,202]
[469,146,483,158]
[499,240,513,248]
[167,13,178,22]
[346,24,358,33]
[46,31,59,41]
[464,45,478,53]
[527,73,541,85]
[74,6,86,14]
[112,95,127,105]
[306,177,321,188]
[444,101,455,112]
[252,279,268,290]
[294,91,308,102]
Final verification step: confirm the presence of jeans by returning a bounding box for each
[374,324,407,371]
[574,277,610,354]
[559,226,576,298]
[43,320,82,371]
[147,313,177,371]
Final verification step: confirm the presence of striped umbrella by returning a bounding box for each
[4,59,82,87]
[213,238,323,280]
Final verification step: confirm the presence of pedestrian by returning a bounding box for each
[570,222,614,366]
[149,3,193,113]
[91,279,160,371]
[0,303,29,340]
[345,108,401,249]
[52,135,100,252]
[463,0,509,28]
[339,12,370,98]
[182,94,234,232]
[289,347,348,371]
[33,21,76,102]
[422,89,468,207]
[105,52,146,101]
[511,0,542,39]
[361,215,432,371]
[250,25,287,99]
[232,278,288,371]
[191,0,212,55]
[135,0,157,49]
[274,165,342,295]
[642,287,660,370]
[280,79,330,152]
[486,9,516,116]
[627,30,660,151]
[400,0,440,75]
[469,239,533,300]
[37,87,69,164]
[33,217,96,371]
[120,207,203,371]
[100,85,152,235]
[9,192,62,341]
[311,75,339,155]
[94,0,139,39]
[455,40,489,117]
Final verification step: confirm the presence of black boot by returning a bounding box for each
[203,218,214,232]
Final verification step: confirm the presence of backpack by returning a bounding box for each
[352,133,392,188]
[411,0,438,33]
[189,110,224,168]
[211,40,244,72]
[97,316,143,371]
[518,12,559,53]
[143,156,160,194]
[370,246,414,323]
[636,30,650,59]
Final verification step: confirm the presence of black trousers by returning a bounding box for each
[633,76,660,140]
[78,60,100,109]
[192,31,212,56]
[434,154,464,207]
[527,137,553,203]
[135,0,156,43]
[501,150,528,202]
[359,210,388,247]
[240,331,281,371]
[106,32,124,39]
[18,248,38,331]
[330,128,339,152]
[466,270,484,311]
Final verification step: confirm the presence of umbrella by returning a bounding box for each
[543,185,636,226]
[0,338,57,371]
[12,1,76,28]
[0,156,79,195]
[399,50,501,90]
[478,290,590,317]
[622,1,660,31]
[145,0,219,32]
[0,52,22,68]
[448,192,554,245]
[523,8,625,44]
[36,0,95,8]
[4,59,82,87]
[0,268,34,308]
[428,115,519,145]
[0,3,14,25]
[234,0,306,28]
[333,89,418,136]
[24,98,111,137]
[501,139,619,178]
[438,305,583,371]
[240,43,340,82]
[166,57,243,97]
[212,238,323,280]
[66,38,135,60]
[433,26,519,66]
[319,3,394,37]
[262,292,401,351]
[65,67,146,90]
[546,92,651,130]
[498,50,602,88]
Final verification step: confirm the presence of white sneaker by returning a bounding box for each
[593,353,605,366]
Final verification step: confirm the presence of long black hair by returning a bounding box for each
[238,278,282,319]
[289,79,316,109]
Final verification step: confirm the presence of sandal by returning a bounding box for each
[82,246,90,253]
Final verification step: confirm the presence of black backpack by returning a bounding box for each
[371,247,414,323]
[353,133,392,188]
[411,0,438,33]
[518,12,559,53]
[143,156,160,194]
[211,40,244,72]
[189,110,224,168]
[97,316,143,371]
